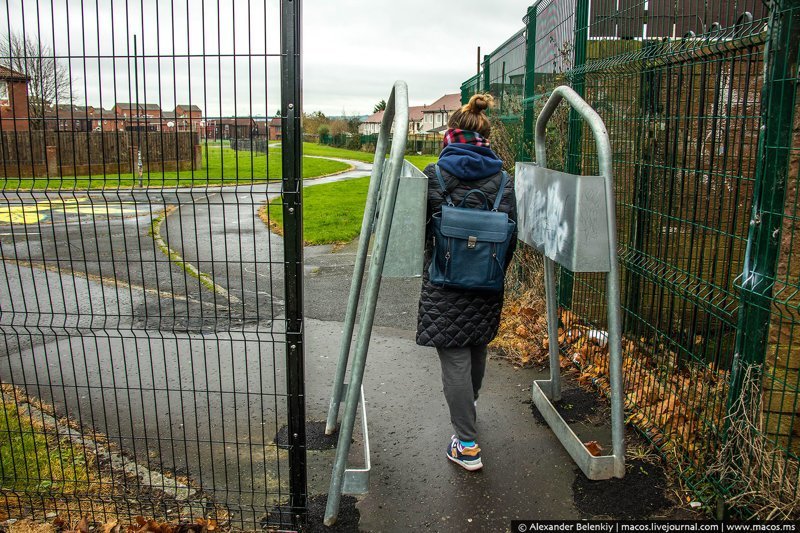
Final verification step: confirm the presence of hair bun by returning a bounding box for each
[464,93,494,114]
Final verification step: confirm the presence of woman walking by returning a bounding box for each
[416,93,518,471]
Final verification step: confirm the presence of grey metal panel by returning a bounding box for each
[514,162,611,272]
[383,160,427,278]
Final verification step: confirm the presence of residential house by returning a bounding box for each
[253,118,269,138]
[268,117,282,140]
[359,110,384,136]
[421,93,461,134]
[160,110,177,131]
[91,108,125,132]
[359,104,433,136]
[0,65,30,132]
[44,104,95,132]
[114,103,162,131]
[407,105,427,134]
[205,117,257,140]
[174,104,203,133]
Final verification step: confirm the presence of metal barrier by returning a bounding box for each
[323,81,428,526]
[516,85,625,480]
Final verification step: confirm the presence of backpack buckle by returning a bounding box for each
[467,236,477,249]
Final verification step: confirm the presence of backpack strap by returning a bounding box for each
[434,164,455,206]
[436,164,508,210]
[492,171,509,212]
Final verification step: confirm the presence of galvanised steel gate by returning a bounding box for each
[0,0,306,529]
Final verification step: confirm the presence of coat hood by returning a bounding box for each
[437,143,503,180]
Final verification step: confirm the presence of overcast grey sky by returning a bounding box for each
[3,0,525,116]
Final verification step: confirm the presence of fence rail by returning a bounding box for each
[465,0,800,517]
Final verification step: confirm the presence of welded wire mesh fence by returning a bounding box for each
[0,0,305,529]
[466,0,800,517]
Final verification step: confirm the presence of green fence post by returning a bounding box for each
[483,54,491,93]
[460,79,470,106]
[520,3,537,162]
[558,0,590,308]
[623,39,660,331]
[728,0,800,411]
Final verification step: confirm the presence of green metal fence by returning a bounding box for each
[466,0,800,517]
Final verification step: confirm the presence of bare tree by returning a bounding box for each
[0,33,75,128]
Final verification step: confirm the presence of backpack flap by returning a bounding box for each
[439,205,509,244]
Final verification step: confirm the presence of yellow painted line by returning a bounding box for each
[0,198,146,225]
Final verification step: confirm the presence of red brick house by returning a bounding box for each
[43,104,95,132]
[206,117,257,140]
[268,117,282,140]
[174,104,203,133]
[114,103,162,131]
[0,65,30,132]
[91,108,125,132]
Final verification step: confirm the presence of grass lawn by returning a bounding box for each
[263,176,370,245]
[301,143,375,163]
[0,397,93,495]
[280,143,438,171]
[3,145,350,190]
[404,153,437,172]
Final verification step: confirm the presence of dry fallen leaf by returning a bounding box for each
[584,440,604,456]
[103,520,121,533]
[75,517,90,533]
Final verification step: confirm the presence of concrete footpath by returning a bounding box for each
[303,319,582,532]
[301,240,585,531]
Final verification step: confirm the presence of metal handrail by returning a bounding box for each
[324,81,409,526]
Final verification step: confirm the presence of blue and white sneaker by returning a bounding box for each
[446,435,483,471]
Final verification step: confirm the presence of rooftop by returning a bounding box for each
[423,93,462,112]
[0,65,29,81]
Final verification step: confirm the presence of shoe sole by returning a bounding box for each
[446,452,483,471]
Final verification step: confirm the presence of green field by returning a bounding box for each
[264,176,370,245]
[282,142,438,171]
[262,145,438,245]
[3,145,350,190]
[0,397,93,495]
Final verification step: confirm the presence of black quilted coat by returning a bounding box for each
[415,163,518,348]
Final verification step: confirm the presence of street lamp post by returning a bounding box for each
[134,34,142,188]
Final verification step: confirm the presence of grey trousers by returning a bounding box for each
[436,344,488,442]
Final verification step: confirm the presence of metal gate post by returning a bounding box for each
[324,82,410,526]
[517,85,625,480]
[483,54,491,93]
[280,0,306,525]
[729,0,800,412]
[624,40,661,332]
[520,2,538,162]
